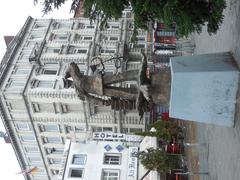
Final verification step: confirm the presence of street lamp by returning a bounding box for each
[90,55,123,74]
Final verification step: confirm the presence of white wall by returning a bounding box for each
[63,141,133,180]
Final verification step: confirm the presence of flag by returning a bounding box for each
[16,167,38,175]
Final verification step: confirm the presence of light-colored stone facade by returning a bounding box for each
[0,14,152,180]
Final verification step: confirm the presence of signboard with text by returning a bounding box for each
[93,132,126,140]
[92,132,143,142]
[127,147,138,180]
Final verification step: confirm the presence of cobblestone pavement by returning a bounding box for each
[187,0,240,179]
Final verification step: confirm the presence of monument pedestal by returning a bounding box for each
[170,52,239,127]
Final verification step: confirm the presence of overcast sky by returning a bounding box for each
[0,0,73,179]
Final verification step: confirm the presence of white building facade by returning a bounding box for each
[59,140,138,180]
[0,14,152,180]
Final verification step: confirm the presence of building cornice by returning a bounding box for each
[0,16,33,88]
[0,99,30,180]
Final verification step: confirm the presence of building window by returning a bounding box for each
[100,49,116,54]
[45,147,64,154]
[32,103,40,112]
[39,124,59,132]
[30,34,44,41]
[122,128,128,133]
[103,127,113,132]
[21,135,35,142]
[67,46,88,54]
[16,123,30,131]
[109,36,119,41]
[82,36,93,40]
[76,22,84,29]
[67,103,82,112]
[72,154,87,165]
[57,35,68,40]
[32,103,55,113]
[74,126,85,132]
[129,128,143,133]
[8,80,25,88]
[51,169,59,175]
[74,49,88,54]
[75,34,93,41]
[92,127,113,132]
[34,23,47,29]
[50,33,69,41]
[111,25,120,29]
[24,146,39,153]
[69,168,84,178]
[106,24,120,29]
[64,125,73,133]
[42,136,63,144]
[102,169,120,180]
[128,22,134,30]
[61,104,69,113]
[28,156,41,163]
[32,80,55,88]
[53,22,72,29]
[42,69,57,75]
[86,25,95,29]
[104,154,121,165]
[133,43,146,48]
[46,47,61,53]
[32,175,48,179]
[38,80,55,88]
[48,158,62,164]
[6,101,25,111]
[36,168,47,175]
[13,67,30,75]
[137,36,146,41]
[104,36,119,41]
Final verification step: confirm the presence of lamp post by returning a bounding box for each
[90,55,123,74]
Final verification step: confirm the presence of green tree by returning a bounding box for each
[136,120,182,142]
[35,0,226,37]
[34,0,80,15]
[138,148,181,173]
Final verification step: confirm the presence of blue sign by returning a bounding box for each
[116,145,124,152]
[104,144,112,151]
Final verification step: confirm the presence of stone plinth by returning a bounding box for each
[151,68,171,105]
[170,52,239,127]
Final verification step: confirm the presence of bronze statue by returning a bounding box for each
[63,53,154,117]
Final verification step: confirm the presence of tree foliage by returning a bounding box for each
[83,0,226,37]
[135,120,182,142]
[34,0,226,37]
[34,0,81,15]
[138,148,181,173]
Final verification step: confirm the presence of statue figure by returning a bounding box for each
[63,53,153,117]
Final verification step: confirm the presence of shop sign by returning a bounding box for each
[92,132,125,140]
[127,147,138,180]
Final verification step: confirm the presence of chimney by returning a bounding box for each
[4,36,15,47]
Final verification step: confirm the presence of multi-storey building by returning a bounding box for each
[59,140,138,180]
[0,15,151,180]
